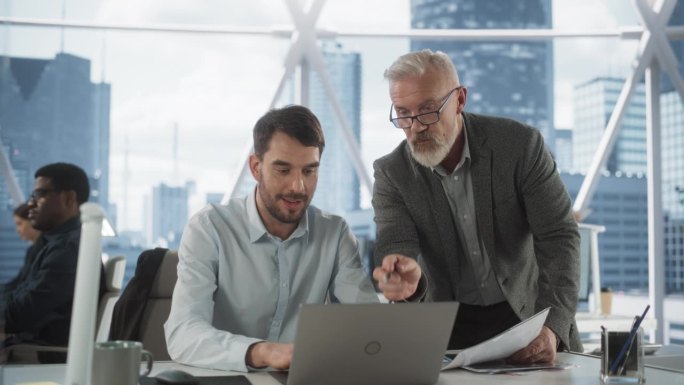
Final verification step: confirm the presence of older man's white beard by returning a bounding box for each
[408,131,457,168]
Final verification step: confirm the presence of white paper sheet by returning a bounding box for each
[441,307,550,370]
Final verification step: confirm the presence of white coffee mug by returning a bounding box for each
[92,340,153,385]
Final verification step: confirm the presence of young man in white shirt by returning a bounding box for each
[165,105,423,372]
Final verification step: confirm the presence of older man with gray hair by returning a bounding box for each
[371,49,581,364]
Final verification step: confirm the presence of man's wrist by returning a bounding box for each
[403,273,428,302]
[549,328,562,351]
[246,342,267,368]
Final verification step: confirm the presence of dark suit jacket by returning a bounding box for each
[109,247,168,341]
[1,216,106,348]
[372,112,582,351]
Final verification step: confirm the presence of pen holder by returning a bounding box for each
[600,327,644,384]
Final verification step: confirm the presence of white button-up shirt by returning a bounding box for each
[164,190,378,372]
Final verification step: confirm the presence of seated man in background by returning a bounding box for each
[165,106,418,372]
[0,162,106,362]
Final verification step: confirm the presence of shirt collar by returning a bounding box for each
[43,215,81,242]
[247,188,309,243]
[432,121,471,177]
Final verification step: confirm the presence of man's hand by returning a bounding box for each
[506,326,557,364]
[372,254,421,301]
[246,342,293,369]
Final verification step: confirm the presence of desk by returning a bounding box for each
[576,312,660,354]
[3,353,684,385]
[575,312,658,334]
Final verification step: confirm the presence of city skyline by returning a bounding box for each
[0,0,643,231]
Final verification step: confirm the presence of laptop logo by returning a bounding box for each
[364,341,382,355]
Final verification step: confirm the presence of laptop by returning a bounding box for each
[271,302,458,385]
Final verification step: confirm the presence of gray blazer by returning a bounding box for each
[372,112,582,351]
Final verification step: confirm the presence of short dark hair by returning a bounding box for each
[34,162,90,204]
[253,105,325,159]
[13,203,31,219]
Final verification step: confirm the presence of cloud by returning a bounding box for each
[102,25,288,230]
[552,0,641,128]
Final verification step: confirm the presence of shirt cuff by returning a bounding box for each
[229,336,264,372]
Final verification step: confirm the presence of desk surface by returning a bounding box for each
[575,312,658,333]
[2,353,683,385]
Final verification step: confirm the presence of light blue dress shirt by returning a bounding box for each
[164,190,378,372]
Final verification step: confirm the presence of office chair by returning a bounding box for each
[4,255,126,364]
[109,248,178,361]
[95,255,127,342]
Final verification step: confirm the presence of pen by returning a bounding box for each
[616,316,640,375]
[609,305,650,374]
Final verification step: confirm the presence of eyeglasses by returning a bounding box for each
[389,86,463,129]
[29,188,61,201]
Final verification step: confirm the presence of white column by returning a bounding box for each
[645,61,665,343]
[65,203,104,385]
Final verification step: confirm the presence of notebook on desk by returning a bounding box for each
[271,302,458,385]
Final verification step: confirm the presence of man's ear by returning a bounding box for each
[456,87,468,114]
[248,154,261,181]
[63,190,79,210]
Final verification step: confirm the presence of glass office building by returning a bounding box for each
[663,0,683,92]
[308,42,362,214]
[572,77,647,175]
[148,182,191,249]
[554,128,573,171]
[410,0,555,151]
[561,172,649,291]
[0,53,111,212]
[662,90,684,293]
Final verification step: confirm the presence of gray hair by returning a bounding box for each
[384,49,460,84]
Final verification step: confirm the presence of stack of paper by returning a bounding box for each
[441,307,551,371]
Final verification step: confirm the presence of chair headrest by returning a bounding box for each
[150,250,178,297]
[104,255,126,291]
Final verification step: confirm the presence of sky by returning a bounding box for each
[0,0,643,232]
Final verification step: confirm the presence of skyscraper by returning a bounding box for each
[661,90,684,293]
[410,0,555,150]
[0,52,111,282]
[561,172,649,291]
[147,182,191,249]
[0,53,111,211]
[660,0,684,294]
[554,128,573,171]
[572,77,647,175]
[663,0,683,92]
[308,42,362,214]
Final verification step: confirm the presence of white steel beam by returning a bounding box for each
[635,0,684,106]
[227,0,374,200]
[572,40,653,215]
[645,59,665,343]
[5,16,684,42]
